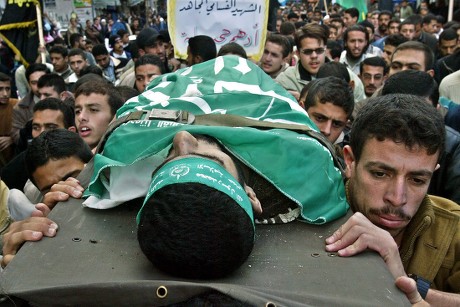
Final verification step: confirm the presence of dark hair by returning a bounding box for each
[326,40,344,60]
[439,28,458,42]
[382,70,439,107]
[399,16,417,30]
[25,63,50,82]
[404,14,423,26]
[135,54,166,74]
[360,56,388,75]
[344,8,359,19]
[91,44,109,57]
[33,97,75,128]
[389,18,401,27]
[379,10,393,19]
[116,85,139,102]
[317,61,350,82]
[350,94,445,162]
[217,42,248,59]
[117,29,128,37]
[68,47,87,60]
[79,65,103,78]
[188,35,217,62]
[422,14,437,25]
[359,20,374,33]
[384,34,408,47]
[49,45,68,58]
[73,72,105,93]
[69,33,83,47]
[279,21,296,36]
[25,128,92,182]
[75,79,123,116]
[302,76,354,118]
[343,25,369,45]
[294,23,329,50]
[265,34,291,58]
[0,72,11,82]
[330,17,345,28]
[287,12,299,20]
[37,73,66,94]
[137,182,254,279]
[392,41,434,71]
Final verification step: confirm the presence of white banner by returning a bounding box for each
[168,0,268,61]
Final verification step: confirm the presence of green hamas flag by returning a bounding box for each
[84,56,349,224]
[336,0,368,21]
[0,0,42,66]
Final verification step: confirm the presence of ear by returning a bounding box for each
[342,145,356,179]
[299,99,305,109]
[427,69,434,78]
[67,126,77,133]
[244,185,262,215]
[138,49,146,56]
[349,80,355,91]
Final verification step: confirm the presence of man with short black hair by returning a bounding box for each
[186,35,217,66]
[134,54,166,92]
[92,44,128,84]
[422,14,439,35]
[340,25,382,75]
[276,23,329,100]
[359,56,387,97]
[382,34,408,66]
[325,93,460,305]
[49,46,72,80]
[374,10,392,41]
[66,48,89,85]
[74,79,123,150]
[389,41,435,77]
[259,34,290,79]
[343,8,359,28]
[37,73,68,101]
[11,64,50,144]
[299,76,354,144]
[437,28,458,59]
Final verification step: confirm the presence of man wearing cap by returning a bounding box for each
[83,56,348,279]
[136,28,166,66]
[109,35,131,60]
[118,28,167,88]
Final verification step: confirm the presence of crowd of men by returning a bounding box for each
[0,0,459,305]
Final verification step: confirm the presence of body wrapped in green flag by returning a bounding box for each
[84,56,348,224]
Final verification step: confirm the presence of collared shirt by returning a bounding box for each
[103,59,116,83]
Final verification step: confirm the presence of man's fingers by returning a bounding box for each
[35,203,51,217]
[49,179,83,198]
[43,191,70,209]
[395,276,430,306]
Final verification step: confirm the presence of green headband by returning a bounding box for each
[137,157,254,226]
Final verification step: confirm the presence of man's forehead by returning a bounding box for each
[363,64,384,72]
[76,93,109,106]
[70,55,85,61]
[30,71,46,81]
[33,109,65,123]
[50,53,64,59]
